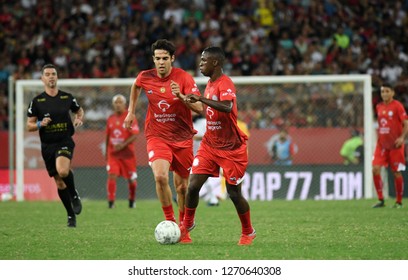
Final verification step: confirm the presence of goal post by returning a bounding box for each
[14,75,373,202]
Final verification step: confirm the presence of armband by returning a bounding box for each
[37,120,41,129]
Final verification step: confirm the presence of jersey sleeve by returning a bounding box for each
[27,100,37,117]
[70,96,81,113]
[218,78,236,102]
[397,102,408,121]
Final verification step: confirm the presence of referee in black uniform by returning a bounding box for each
[27,64,84,227]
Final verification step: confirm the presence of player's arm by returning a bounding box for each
[170,80,203,113]
[73,107,84,127]
[187,94,233,113]
[395,119,408,148]
[27,116,52,132]
[114,134,137,152]
[27,116,39,132]
[105,132,109,160]
[125,82,141,129]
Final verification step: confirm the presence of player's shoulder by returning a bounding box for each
[172,67,194,78]
[58,90,74,98]
[32,91,47,101]
[139,69,156,79]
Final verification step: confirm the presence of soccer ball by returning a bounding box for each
[154,221,181,245]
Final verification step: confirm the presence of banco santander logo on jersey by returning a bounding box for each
[158,100,170,112]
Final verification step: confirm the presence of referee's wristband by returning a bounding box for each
[36,120,41,129]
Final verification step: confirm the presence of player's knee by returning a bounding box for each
[154,173,169,185]
[176,184,188,195]
[58,169,70,178]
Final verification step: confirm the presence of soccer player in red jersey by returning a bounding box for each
[372,84,408,208]
[106,94,140,209]
[124,39,203,243]
[180,46,256,245]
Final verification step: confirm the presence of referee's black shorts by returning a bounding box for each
[41,138,75,177]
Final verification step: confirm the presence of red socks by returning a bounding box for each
[128,181,137,201]
[107,178,116,202]
[373,174,384,201]
[183,207,196,229]
[394,176,404,204]
[238,210,253,235]
[162,204,176,223]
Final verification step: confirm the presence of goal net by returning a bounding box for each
[14,75,373,202]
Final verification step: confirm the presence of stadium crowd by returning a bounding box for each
[1,0,408,130]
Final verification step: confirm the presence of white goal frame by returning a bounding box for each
[14,75,373,201]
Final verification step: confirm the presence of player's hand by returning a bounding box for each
[170,80,181,97]
[73,117,83,127]
[124,111,135,129]
[395,137,404,148]
[185,94,200,103]
[41,117,52,127]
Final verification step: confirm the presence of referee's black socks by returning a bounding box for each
[62,170,79,198]
[58,188,75,217]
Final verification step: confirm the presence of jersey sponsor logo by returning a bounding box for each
[158,100,170,112]
[206,107,215,119]
[380,118,387,126]
[222,88,236,97]
[58,149,72,156]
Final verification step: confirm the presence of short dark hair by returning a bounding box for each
[202,46,225,65]
[381,83,393,90]
[151,39,176,57]
[41,64,57,74]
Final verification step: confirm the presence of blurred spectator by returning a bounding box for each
[340,129,364,165]
[266,128,298,166]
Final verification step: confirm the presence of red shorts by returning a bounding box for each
[372,144,406,172]
[146,137,193,178]
[107,156,137,179]
[192,141,248,185]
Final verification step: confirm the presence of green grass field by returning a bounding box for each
[0,199,407,260]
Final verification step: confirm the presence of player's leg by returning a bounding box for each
[127,174,137,209]
[173,173,189,223]
[389,148,405,208]
[392,171,404,208]
[107,173,118,208]
[151,159,176,222]
[174,173,194,243]
[372,146,387,208]
[54,175,76,227]
[179,173,209,242]
[372,165,385,207]
[226,182,256,245]
[56,150,82,215]
[122,158,137,208]
[42,144,76,226]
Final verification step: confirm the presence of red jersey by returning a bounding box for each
[135,68,200,142]
[106,111,140,159]
[201,74,248,150]
[376,99,408,150]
